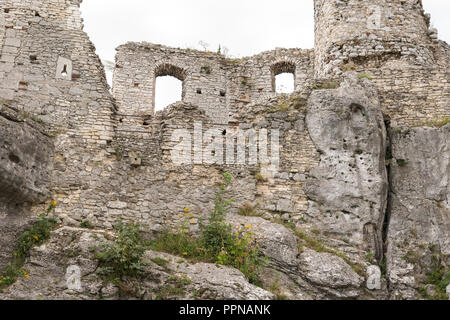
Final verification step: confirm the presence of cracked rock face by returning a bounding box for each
[0,227,274,300]
[304,74,388,259]
[387,124,450,299]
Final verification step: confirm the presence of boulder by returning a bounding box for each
[305,73,388,259]
[298,248,364,298]
[228,215,299,270]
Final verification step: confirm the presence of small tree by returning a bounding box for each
[198,40,209,51]
[95,222,146,282]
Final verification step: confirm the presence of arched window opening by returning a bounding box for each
[271,61,296,94]
[153,64,186,112]
[154,76,182,112]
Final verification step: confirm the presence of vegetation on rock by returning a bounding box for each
[0,202,58,289]
[150,173,267,285]
[95,221,147,282]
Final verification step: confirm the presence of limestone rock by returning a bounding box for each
[305,73,388,259]
[366,265,382,290]
[228,215,299,269]
[143,251,274,300]
[298,248,364,298]
[387,124,450,299]
[0,105,53,204]
[0,105,53,269]
[0,227,274,300]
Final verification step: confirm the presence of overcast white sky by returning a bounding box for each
[80,0,450,110]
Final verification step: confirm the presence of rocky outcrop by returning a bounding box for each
[0,103,53,270]
[304,73,388,259]
[144,251,274,300]
[0,104,52,204]
[229,214,367,299]
[0,227,274,300]
[387,124,450,299]
[298,248,363,298]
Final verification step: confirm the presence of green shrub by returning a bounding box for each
[238,203,261,217]
[396,159,408,167]
[80,220,93,229]
[150,257,169,268]
[0,202,58,289]
[150,224,207,260]
[358,72,373,80]
[150,173,266,286]
[419,267,450,300]
[95,222,147,282]
[429,117,450,128]
[155,275,191,300]
[277,102,289,112]
[312,80,339,90]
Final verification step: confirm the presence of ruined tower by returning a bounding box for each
[313,0,436,78]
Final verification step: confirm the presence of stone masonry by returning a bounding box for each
[0,0,449,300]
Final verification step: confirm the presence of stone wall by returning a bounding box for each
[313,0,449,127]
[113,43,314,124]
[0,0,116,241]
[0,0,449,300]
[314,0,435,77]
[66,96,320,233]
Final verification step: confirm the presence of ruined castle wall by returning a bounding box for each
[314,0,449,127]
[78,94,319,233]
[226,48,314,120]
[113,43,229,123]
[314,0,435,78]
[0,1,116,229]
[0,0,318,235]
[369,43,449,127]
[234,95,320,220]
[0,1,114,142]
[112,44,314,124]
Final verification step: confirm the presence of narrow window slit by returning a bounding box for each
[61,65,68,76]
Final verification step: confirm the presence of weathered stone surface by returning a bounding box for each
[0,0,448,301]
[305,73,388,259]
[387,124,450,299]
[228,215,299,269]
[366,265,382,290]
[0,227,273,300]
[0,104,53,270]
[298,248,364,298]
[144,251,274,300]
[314,0,449,128]
[0,105,53,204]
